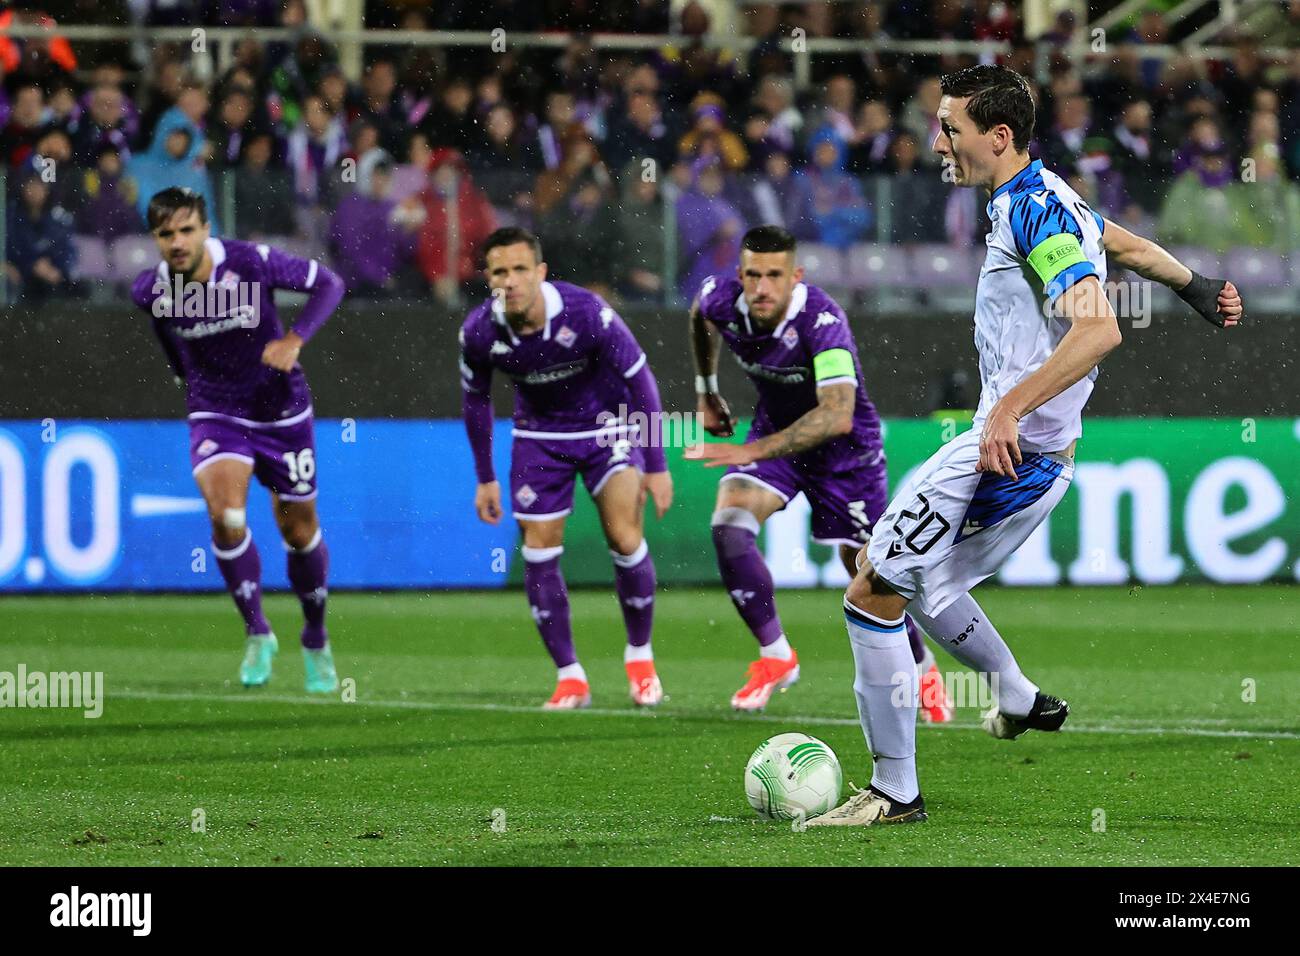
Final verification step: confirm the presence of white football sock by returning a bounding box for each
[844,599,919,803]
[760,635,793,660]
[624,643,653,663]
[908,592,1038,717]
[557,662,587,682]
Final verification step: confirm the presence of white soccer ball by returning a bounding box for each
[744,732,842,822]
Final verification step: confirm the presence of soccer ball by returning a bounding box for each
[744,732,843,822]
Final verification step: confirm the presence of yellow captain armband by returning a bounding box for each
[813,348,855,383]
[1026,233,1087,283]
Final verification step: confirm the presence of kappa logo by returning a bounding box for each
[235,580,258,601]
[699,276,717,300]
[529,605,551,624]
[609,439,632,464]
[781,325,799,349]
[729,588,756,607]
[555,325,576,348]
[515,485,538,507]
[293,481,312,494]
[814,311,839,328]
[623,595,654,610]
[196,438,218,458]
[600,307,615,329]
[490,340,512,356]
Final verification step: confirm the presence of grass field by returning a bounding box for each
[1,585,1297,866]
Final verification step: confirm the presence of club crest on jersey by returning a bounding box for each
[217,270,241,288]
[515,485,538,507]
[196,439,218,458]
[555,325,576,348]
[781,325,799,349]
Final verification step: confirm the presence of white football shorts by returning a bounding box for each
[866,428,1074,616]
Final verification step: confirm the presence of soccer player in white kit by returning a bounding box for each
[811,65,1244,826]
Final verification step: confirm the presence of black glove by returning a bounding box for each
[1175,272,1239,327]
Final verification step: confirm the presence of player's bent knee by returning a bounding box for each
[711,507,761,557]
[845,561,898,609]
[219,507,247,533]
[609,538,648,567]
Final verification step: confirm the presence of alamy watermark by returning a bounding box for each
[891,669,1000,711]
[595,405,706,449]
[0,665,103,718]
[151,276,262,333]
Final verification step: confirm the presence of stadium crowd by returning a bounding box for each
[3,0,1299,304]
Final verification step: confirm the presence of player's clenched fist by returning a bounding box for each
[697,392,735,437]
[262,331,303,371]
[475,481,503,524]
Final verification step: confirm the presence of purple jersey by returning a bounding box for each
[459,280,649,435]
[698,275,883,473]
[131,237,342,423]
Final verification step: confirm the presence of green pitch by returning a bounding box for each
[1,586,1297,866]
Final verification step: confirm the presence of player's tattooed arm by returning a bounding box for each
[1100,217,1242,327]
[748,382,855,461]
[689,298,734,436]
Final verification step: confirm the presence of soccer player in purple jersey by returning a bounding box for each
[686,226,952,716]
[130,187,346,693]
[460,228,674,710]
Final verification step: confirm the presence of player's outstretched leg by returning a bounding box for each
[909,593,1069,739]
[810,561,927,827]
[277,498,336,694]
[522,544,589,709]
[712,498,798,711]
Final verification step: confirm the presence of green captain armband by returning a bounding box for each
[1026,233,1087,284]
[813,348,855,383]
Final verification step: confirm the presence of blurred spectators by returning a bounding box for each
[329,151,423,297]
[127,104,220,233]
[233,132,295,239]
[615,161,665,302]
[5,171,79,301]
[675,155,742,300]
[415,149,497,303]
[795,129,872,249]
[678,93,748,172]
[76,144,143,241]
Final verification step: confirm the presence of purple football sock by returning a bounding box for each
[711,517,785,647]
[213,531,271,636]
[906,615,926,666]
[611,540,655,648]
[287,530,329,649]
[523,546,577,668]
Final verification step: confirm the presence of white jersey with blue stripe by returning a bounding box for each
[975,159,1107,452]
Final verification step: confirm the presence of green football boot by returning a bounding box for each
[303,645,338,694]
[240,633,278,687]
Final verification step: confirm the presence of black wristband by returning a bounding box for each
[1175,271,1227,326]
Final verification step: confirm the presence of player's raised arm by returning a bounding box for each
[980,275,1122,478]
[259,245,346,371]
[1100,217,1243,328]
[688,291,734,437]
[459,328,501,524]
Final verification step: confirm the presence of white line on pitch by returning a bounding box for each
[110,688,1300,741]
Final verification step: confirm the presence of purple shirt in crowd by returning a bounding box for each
[697,275,883,473]
[131,237,345,423]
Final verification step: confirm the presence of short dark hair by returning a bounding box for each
[939,65,1036,152]
[482,227,543,265]
[147,187,208,231]
[741,225,797,255]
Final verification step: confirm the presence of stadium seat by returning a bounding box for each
[73,236,111,282]
[796,243,846,288]
[845,243,911,289]
[109,235,161,280]
[907,244,981,287]
[1224,248,1288,287]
